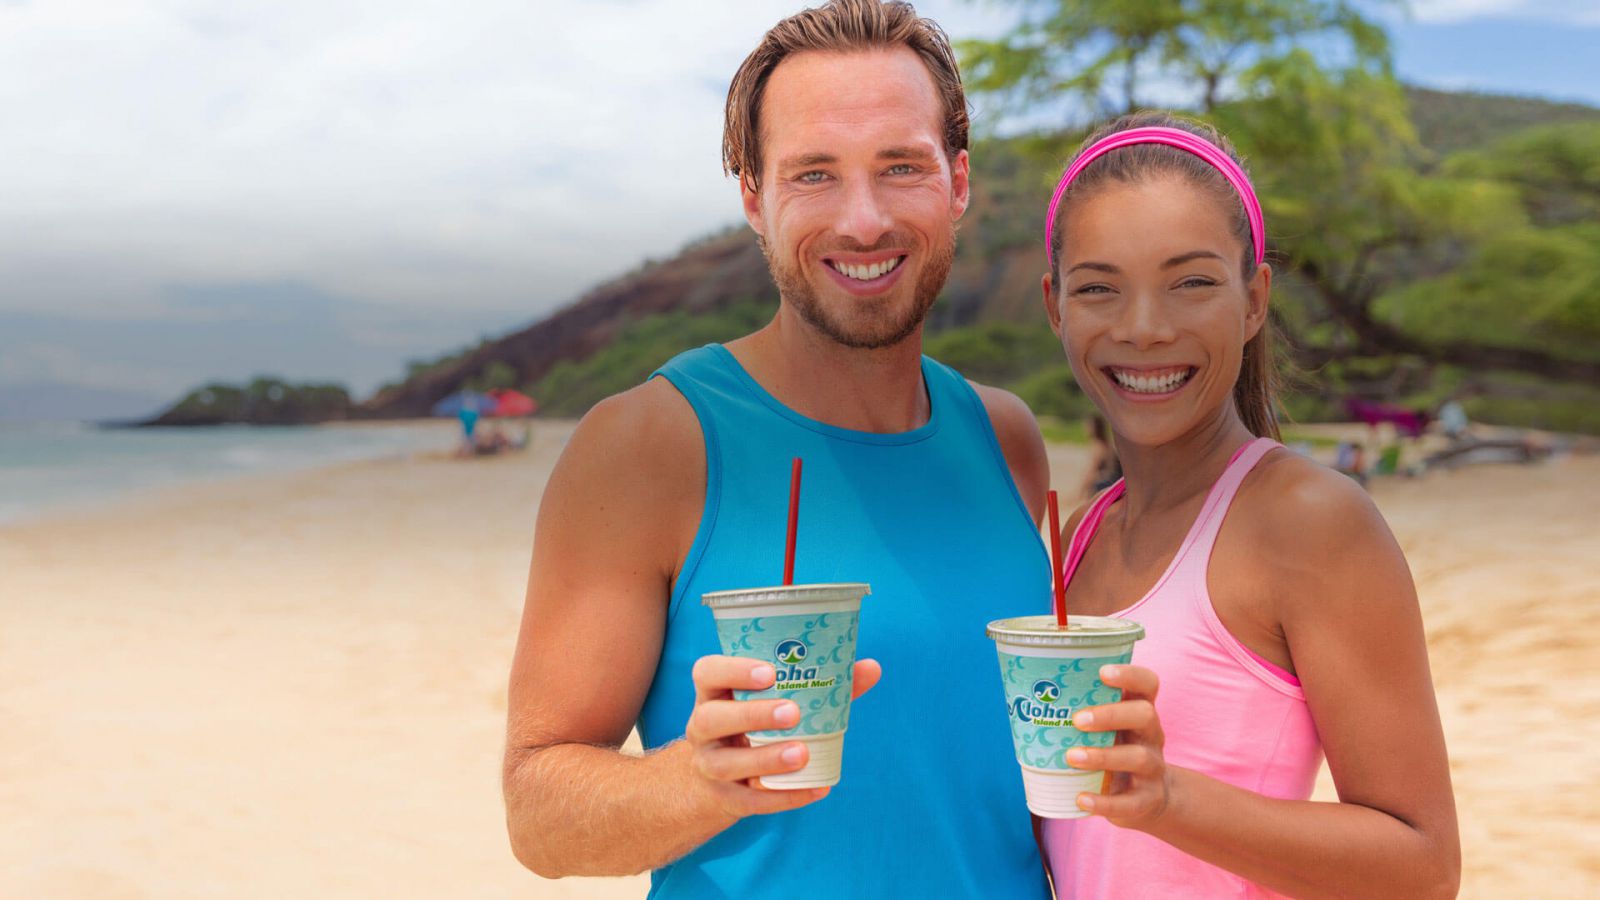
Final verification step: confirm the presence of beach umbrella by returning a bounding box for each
[430,390,495,417]
[487,388,538,418]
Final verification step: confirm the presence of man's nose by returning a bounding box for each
[1109,289,1178,349]
[833,177,894,248]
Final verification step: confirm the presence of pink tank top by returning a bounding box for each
[1043,438,1324,899]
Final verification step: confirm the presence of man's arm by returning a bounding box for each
[972,382,1050,525]
[502,380,869,878]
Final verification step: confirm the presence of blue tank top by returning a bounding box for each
[638,344,1052,899]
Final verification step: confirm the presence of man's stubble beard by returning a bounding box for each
[760,226,957,351]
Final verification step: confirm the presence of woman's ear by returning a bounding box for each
[1243,263,1271,341]
[1041,272,1063,336]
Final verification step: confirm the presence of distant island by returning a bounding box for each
[139,378,350,427]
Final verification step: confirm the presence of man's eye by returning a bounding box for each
[886,164,916,175]
[798,171,828,184]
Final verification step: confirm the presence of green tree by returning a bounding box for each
[960,0,1393,118]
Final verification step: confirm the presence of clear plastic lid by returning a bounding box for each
[986,614,1145,648]
[701,582,870,610]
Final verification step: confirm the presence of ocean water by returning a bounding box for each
[0,420,453,525]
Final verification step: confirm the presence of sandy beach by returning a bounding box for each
[3,420,1596,898]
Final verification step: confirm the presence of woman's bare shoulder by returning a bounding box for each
[1232,447,1405,586]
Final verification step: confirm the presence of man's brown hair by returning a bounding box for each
[722,0,969,191]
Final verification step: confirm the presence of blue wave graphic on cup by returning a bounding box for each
[998,650,1133,769]
[715,611,859,738]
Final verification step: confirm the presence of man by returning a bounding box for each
[503,2,1051,895]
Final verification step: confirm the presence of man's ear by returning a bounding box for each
[1244,263,1272,341]
[741,176,765,237]
[1041,271,1062,336]
[950,148,971,221]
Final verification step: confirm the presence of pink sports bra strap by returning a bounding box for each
[1177,438,1278,567]
[1059,439,1274,592]
[1061,481,1124,589]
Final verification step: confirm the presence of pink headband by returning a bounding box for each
[1044,125,1266,269]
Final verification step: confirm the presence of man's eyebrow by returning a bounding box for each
[1161,250,1226,268]
[1066,261,1120,275]
[778,152,837,169]
[878,145,937,161]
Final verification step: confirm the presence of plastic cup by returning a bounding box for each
[702,583,869,789]
[986,614,1145,818]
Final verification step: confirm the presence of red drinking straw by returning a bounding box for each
[783,457,802,586]
[1048,489,1066,627]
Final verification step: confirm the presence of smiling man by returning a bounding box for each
[502,2,1052,896]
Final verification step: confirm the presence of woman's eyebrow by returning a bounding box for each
[1161,250,1226,268]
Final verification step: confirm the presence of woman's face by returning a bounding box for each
[1042,174,1270,449]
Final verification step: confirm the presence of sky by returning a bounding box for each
[0,0,1594,416]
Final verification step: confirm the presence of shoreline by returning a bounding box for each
[0,418,470,529]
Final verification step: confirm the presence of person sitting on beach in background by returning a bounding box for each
[456,406,479,458]
[476,422,512,456]
[1333,440,1368,486]
[1036,112,1459,897]
[1437,397,1471,443]
[1081,414,1122,501]
[502,2,1052,896]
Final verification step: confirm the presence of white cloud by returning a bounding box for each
[0,0,993,323]
[1410,1,1600,26]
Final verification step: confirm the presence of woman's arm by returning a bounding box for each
[1069,467,1460,899]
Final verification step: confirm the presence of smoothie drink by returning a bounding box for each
[703,583,869,789]
[987,614,1145,818]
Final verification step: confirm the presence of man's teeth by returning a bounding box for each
[830,257,904,281]
[1111,368,1193,394]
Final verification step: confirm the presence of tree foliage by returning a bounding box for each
[960,0,1394,119]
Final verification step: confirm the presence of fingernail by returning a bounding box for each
[781,745,803,765]
[774,703,799,726]
[1101,665,1120,679]
[1066,749,1088,767]
[752,664,774,684]
[1078,793,1096,812]
[1074,711,1094,728]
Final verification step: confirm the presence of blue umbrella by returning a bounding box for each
[430,390,495,417]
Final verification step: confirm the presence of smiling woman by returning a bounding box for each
[1035,112,1460,899]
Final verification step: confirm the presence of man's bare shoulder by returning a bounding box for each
[562,378,704,480]
[967,382,1037,437]
[547,376,704,522]
[966,380,1048,521]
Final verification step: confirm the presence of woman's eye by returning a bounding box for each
[1072,284,1112,295]
[1179,276,1217,289]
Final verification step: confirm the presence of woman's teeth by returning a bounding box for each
[1110,368,1194,394]
[829,256,904,281]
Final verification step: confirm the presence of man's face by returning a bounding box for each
[743,47,969,349]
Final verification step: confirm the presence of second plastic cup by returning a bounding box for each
[987,614,1145,818]
[702,583,869,789]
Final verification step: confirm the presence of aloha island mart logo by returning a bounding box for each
[773,639,836,690]
[1011,678,1076,727]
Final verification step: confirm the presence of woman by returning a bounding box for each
[1038,112,1459,898]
